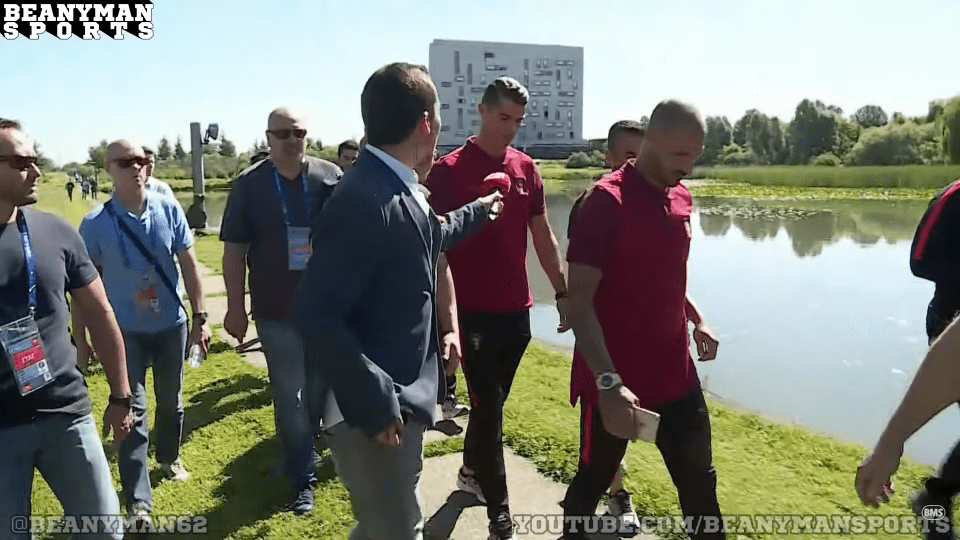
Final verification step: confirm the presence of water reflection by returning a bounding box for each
[694,197,928,258]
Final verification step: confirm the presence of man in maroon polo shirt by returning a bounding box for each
[561,100,724,540]
[426,76,569,540]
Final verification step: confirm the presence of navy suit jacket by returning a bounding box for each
[293,148,489,437]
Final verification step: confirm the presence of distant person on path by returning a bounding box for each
[292,62,500,540]
[81,178,90,200]
[89,177,98,200]
[219,107,342,515]
[65,179,75,201]
[561,100,724,540]
[0,118,134,540]
[142,148,176,200]
[856,316,960,540]
[336,139,360,171]
[565,119,646,532]
[425,76,569,540]
[907,177,960,538]
[75,140,210,529]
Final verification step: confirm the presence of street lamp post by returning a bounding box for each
[186,121,218,231]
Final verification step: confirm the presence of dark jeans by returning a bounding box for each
[562,387,723,540]
[460,309,531,523]
[921,298,960,538]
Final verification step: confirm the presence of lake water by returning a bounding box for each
[181,188,959,467]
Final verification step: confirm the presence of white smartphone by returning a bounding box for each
[633,407,661,442]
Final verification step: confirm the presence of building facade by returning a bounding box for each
[429,39,586,158]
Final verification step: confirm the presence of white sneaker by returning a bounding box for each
[158,458,190,481]
[606,489,640,538]
[456,466,486,504]
[125,504,153,533]
[443,397,470,419]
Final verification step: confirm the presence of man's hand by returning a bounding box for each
[224,308,248,343]
[692,323,719,361]
[597,384,643,440]
[855,443,900,507]
[478,191,504,218]
[375,417,405,446]
[190,321,212,356]
[442,332,462,376]
[102,403,134,448]
[557,297,571,333]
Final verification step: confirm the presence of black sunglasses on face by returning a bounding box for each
[113,157,150,168]
[0,155,39,171]
[267,128,307,140]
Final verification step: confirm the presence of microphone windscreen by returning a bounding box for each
[480,172,511,195]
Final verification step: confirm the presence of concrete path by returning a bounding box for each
[192,260,656,540]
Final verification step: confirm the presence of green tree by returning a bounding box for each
[768,118,788,164]
[87,140,108,170]
[891,112,908,125]
[157,137,172,160]
[33,141,53,170]
[942,97,960,164]
[845,122,931,165]
[854,105,888,128]
[928,99,946,123]
[174,136,187,160]
[219,133,237,157]
[700,116,733,166]
[788,99,840,164]
[835,118,861,160]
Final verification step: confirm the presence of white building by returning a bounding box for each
[428,39,586,157]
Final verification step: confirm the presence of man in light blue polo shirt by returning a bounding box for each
[75,140,211,528]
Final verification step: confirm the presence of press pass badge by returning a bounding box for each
[0,314,53,396]
[135,273,160,314]
[288,226,312,271]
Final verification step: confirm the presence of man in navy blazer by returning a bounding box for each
[293,62,502,540]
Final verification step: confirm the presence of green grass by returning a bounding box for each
[473,343,956,540]
[690,164,960,190]
[192,234,224,275]
[37,172,96,226]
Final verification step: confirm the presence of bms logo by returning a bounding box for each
[2,3,154,40]
[921,505,946,520]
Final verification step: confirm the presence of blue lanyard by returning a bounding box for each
[15,210,38,315]
[272,165,310,226]
[108,200,158,269]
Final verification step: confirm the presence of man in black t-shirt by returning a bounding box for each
[0,119,134,539]
[220,108,342,515]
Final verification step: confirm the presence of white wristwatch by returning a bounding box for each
[596,372,622,391]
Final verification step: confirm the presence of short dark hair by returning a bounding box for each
[0,118,22,130]
[481,77,529,108]
[361,63,436,147]
[251,150,269,165]
[607,120,644,150]
[338,139,359,156]
[143,147,155,157]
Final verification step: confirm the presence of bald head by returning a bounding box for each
[266,107,308,167]
[107,140,144,162]
[646,100,706,137]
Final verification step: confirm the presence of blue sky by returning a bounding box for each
[4,0,958,165]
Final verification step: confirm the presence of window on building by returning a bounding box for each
[568,69,573,79]
[454,51,460,74]
[455,75,464,82]
[543,110,548,119]
[556,70,561,81]
[467,64,472,85]
[567,110,572,118]
[556,110,560,120]
[459,86,464,96]
[568,121,573,129]
[531,100,537,108]
[570,131,575,139]
[481,75,486,84]
[538,132,543,140]
[441,103,449,110]
[524,58,529,70]
[485,52,495,59]
[556,80,561,88]
[458,109,463,129]
[441,81,452,88]
[574,81,578,89]
[440,125,450,131]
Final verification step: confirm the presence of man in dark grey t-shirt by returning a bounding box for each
[220,108,342,515]
[0,119,135,540]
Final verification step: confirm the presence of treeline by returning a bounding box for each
[58,136,339,181]
[567,95,960,169]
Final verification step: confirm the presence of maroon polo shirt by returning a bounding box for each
[567,163,699,410]
[426,137,546,313]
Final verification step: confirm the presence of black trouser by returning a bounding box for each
[921,297,960,535]
[445,371,457,401]
[460,309,531,523]
[562,387,724,540]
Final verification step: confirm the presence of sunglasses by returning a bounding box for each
[0,155,39,171]
[267,128,307,140]
[112,157,150,168]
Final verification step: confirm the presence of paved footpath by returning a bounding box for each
[193,260,656,540]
